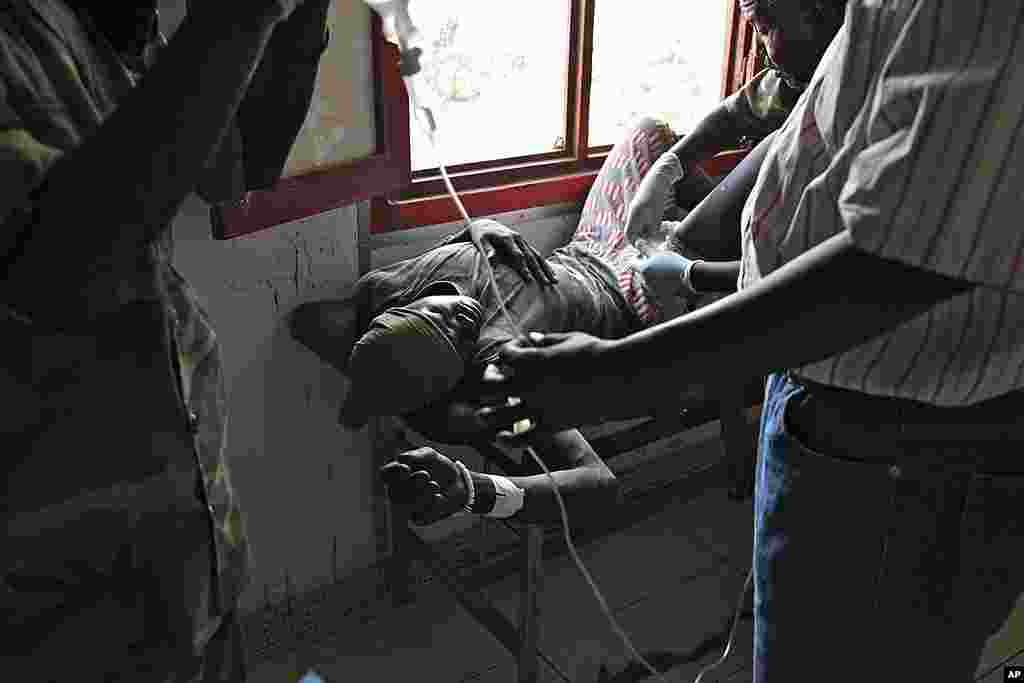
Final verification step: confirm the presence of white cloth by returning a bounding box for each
[624,151,685,254]
[739,0,1024,406]
[483,474,525,519]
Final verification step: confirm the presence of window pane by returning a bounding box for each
[588,0,728,148]
[405,0,571,172]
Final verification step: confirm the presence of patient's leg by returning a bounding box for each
[669,132,776,261]
[573,117,677,254]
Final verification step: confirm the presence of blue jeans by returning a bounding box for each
[753,373,1024,682]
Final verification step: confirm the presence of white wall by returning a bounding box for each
[172,197,377,610]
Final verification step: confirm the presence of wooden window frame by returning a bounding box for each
[212,14,410,240]
[212,3,760,239]
[370,0,761,234]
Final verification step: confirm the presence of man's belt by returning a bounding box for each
[783,372,1024,473]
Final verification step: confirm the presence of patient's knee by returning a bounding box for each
[627,116,677,157]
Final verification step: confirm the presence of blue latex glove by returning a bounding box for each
[635,251,699,321]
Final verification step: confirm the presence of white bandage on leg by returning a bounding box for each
[482,474,525,518]
[625,151,686,250]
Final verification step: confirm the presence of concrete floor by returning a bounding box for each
[250,485,1024,683]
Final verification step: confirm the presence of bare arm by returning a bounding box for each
[690,260,741,294]
[626,110,769,255]
[492,231,974,433]
[626,232,972,395]
[669,131,776,261]
[668,103,744,167]
[496,428,618,526]
[381,428,620,527]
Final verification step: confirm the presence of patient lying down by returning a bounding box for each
[289,218,710,526]
[289,121,763,526]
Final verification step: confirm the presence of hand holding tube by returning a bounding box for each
[477,333,631,437]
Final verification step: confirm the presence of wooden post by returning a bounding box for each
[517,525,545,683]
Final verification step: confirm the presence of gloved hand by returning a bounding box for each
[625,152,686,254]
[380,447,469,525]
[634,248,700,296]
[468,219,558,286]
[635,251,700,321]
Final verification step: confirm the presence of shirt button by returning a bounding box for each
[187,410,200,434]
[889,465,902,479]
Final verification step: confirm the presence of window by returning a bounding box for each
[407,0,572,172]
[587,1,727,148]
[373,0,761,233]
[211,1,760,239]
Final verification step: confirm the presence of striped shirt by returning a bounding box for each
[738,0,1024,407]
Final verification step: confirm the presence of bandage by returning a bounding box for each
[625,151,686,249]
[482,474,525,518]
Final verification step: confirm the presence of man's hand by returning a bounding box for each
[469,220,557,286]
[380,447,469,525]
[636,251,699,320]
[475,332,631,436]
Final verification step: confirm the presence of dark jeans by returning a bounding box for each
[753,372,1024,682]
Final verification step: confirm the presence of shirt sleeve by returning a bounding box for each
[0,24,157,321]
[839,0,1024,293]
[0,74,63,267]
[197,0,331,203]
[722,68,801,142]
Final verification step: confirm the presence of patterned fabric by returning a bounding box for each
[575,118,679,325]
[574,67,804,326]
[1,0,325,663]
[739,0,1024,406]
